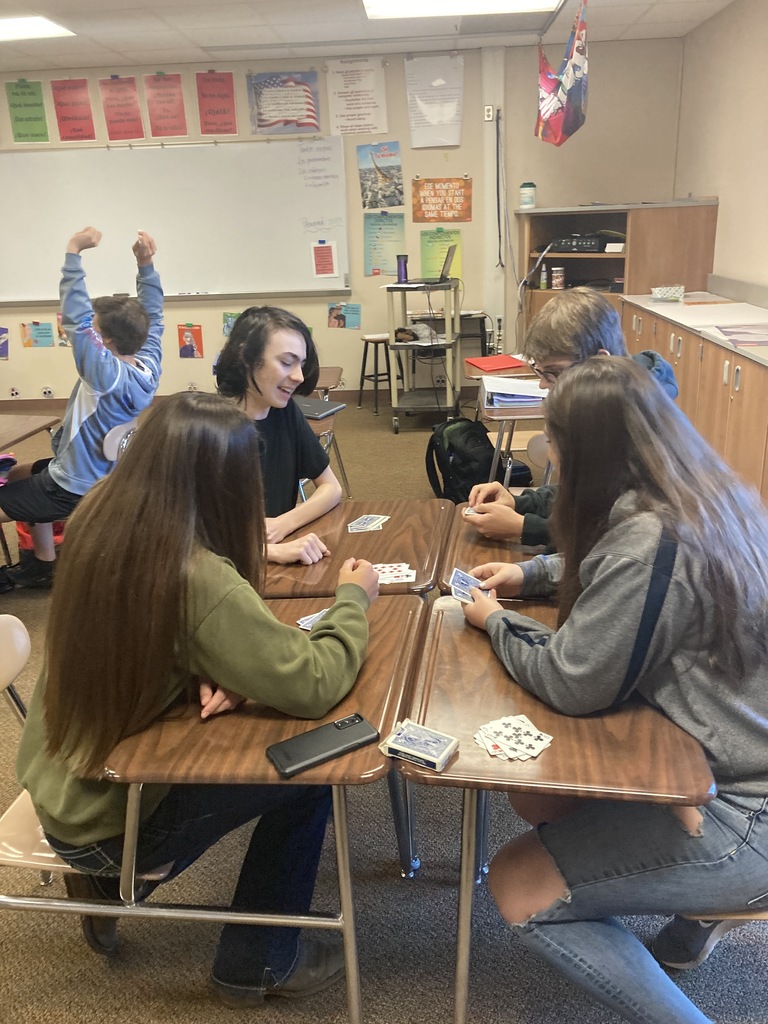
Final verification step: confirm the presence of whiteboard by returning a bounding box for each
[1,138,350,300]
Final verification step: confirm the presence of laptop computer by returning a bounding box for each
[408,244,457,286]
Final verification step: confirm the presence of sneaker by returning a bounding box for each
[0,568,14,594]
[6,556,56,589]
[652,915,743,969]
[0,453,16,482]
[211,937,345,1008]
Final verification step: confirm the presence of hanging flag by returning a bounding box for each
[535,0,588,147]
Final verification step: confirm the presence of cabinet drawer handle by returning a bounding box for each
[722,359,730,386]
[669,331,675,354]
[676,336,682,359]
[733,365,741,393]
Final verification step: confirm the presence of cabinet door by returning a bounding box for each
[695,343,731,453]
[622,304,657,355]
[667,326,702,422]
[723,359,768,492]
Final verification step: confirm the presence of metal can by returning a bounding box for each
[551,266,565,290]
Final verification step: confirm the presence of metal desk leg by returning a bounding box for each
[333,785,363,1024]
[474,790,490,884]
[386,766,421,877]
[455,788,479,1024]
[489,421,513,482]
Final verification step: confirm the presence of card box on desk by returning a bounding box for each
[380,719,459,772]
[480,375,544,409]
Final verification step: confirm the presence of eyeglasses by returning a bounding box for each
[530,362,572,385]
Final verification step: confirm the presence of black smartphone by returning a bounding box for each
[266,713,380,779]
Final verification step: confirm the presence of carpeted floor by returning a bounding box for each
[1,393,766,1024]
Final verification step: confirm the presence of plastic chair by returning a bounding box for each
[299,412,352,500]
[315,366,344,400]
[103,418,138,462]
[0,614,171,922]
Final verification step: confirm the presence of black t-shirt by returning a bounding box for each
[255,401,330,518]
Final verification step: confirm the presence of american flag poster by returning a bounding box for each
[247,71,320,135]
[535,0,588,147]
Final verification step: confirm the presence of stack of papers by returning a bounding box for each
[481,375,544,408]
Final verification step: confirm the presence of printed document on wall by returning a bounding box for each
[405,55,463,149]
[327,58,388,136]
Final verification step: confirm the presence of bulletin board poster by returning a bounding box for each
[99,77,145,142]
[5,80,49,143]
[0,327,8,360]
[326,58,388,136]
[51,79,96,142]
[144,74,188,138]
[412,177,472,223]
[327,302,361,329]
[357,141,403,209]
[363,210,405,277]
[223,312,240,338]
[196,72,238,135]
[247,72,320,135]
[178,324,204,359]
[21,322,55,348]
[420,229,462,280]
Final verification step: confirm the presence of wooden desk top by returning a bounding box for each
[438,503,545,593]
[264,498,453,599]
[400,598,715,805]
[0,414,59,450]
[105,595,427,788]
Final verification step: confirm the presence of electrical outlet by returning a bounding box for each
[42,386,54,398]
[435,375,446,387]
[187,382,198,392]
[484,105,494,121]
[9,387,20,398]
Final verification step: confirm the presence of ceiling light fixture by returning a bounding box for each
[0,17,74,42]
[363,0,559,18]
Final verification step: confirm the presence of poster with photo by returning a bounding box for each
[327,303,361,329]
[357,142,403,209]
[21,322,55,347]
[247,72,319,135]
[178,324,204,359]
[0,327,8,360]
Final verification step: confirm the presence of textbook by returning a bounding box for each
[464,353,529,373]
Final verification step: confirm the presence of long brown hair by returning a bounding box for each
[546,357,768,678]
[44,391,266,774]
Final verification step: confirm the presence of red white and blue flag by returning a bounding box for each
[535,0,588,147]
[247,71,320,135]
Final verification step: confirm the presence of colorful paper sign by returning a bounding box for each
[51,79,96,142]
[5,80,49,143]
[0,327,8,360]
[144,73,187,138]
[412,177,472,223]
[178,324,204,359]
[327,303,361,330]
[196,72,237,135]
[21,322,55,348]
[99,77,145,142]
[357,142,403,209]
[363,210,405,277]
[247,72,320,135]
[313,242,338,278]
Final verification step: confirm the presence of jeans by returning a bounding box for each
[47,782,332,988]
[511,792,768,1024]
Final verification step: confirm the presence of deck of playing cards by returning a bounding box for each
[347,514,391,533]
[449,566,483,604]
[380,718,459,772]
[475,714,552,761]
[373,562,416,584]
[296,608,331,631]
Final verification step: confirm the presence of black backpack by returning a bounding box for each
[425,417,532,504]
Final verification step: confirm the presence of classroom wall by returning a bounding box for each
[675,0,768,289]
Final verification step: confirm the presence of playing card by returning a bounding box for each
[347,514,390,533]
[464,506,480,516]
[451,585,474,604]
[372,563,409,573]
[380,570,416,584]
[476,714,552,761]
[449,567,483,593]
[296,608,331,631]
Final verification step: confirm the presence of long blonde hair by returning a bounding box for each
[44,392,266,774]
[546,357,768,679]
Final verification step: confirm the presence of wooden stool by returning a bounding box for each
[357,334,402,416]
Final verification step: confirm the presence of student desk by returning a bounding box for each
[483,401,545,483]
[103,594,427,1024]
[399,597,716,1024]
[264,498,453,599]
[0,414,59,450]
[438,503,543,594]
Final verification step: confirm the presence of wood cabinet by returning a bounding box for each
[518,202,717,330]
[623,299,768,497]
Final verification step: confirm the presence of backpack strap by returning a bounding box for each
[425,434,445,498]
[613,528,678,704]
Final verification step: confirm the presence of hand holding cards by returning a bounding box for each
[475,714,552,761]
[449,566,483,603]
